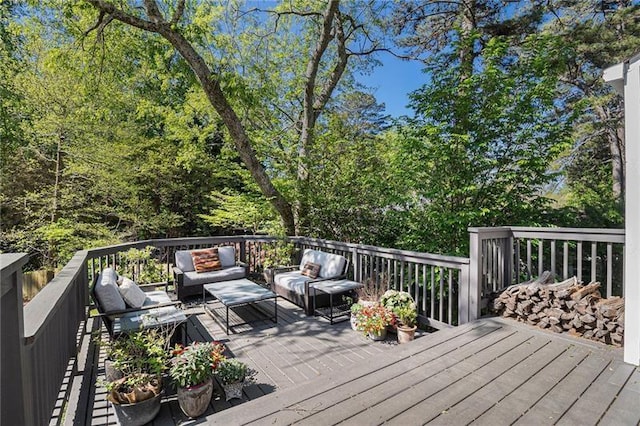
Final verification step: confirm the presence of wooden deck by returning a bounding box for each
[83,297,639,426]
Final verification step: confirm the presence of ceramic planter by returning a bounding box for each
[222,380,244,401]
[111,392,162,426]
[177,377,213,418]
[368,328,387,341]
[397,325,417,344]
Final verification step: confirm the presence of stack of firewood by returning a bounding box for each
[492,271,625,346]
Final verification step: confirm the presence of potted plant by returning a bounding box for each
[355,278,386,307]
[355,304,396,341]
[102,329,171,426]
[169,341,225,418]
[380,290,417,333]
[215,358,256,401]
[350,303,363,331]
[395,305,418,344]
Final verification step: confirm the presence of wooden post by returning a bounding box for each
[466,229,483,322]
[1,254,29,425]
[604,53,640,366]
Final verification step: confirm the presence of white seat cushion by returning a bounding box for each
[95,268,126,313]
[274,270,310,295]
[183,266,246,287]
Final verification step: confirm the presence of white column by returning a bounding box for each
[606,55,640,366]
[622,56,640,366]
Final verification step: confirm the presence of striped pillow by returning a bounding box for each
[301,262,321,279]
[191,248,222,273]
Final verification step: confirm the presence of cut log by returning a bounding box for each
[571,282,601,301]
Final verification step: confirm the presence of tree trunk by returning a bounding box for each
[594,103,625,204]
[51,133,64,223]
[83,0,297,235]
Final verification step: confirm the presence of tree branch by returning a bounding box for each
[170,0,186,25]
[84,0,160,33]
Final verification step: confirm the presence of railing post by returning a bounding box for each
[1,254,29,426]
[466,229,483,323]
[239,239,247,264]
[351,246,360,282]
[605,55,640,366]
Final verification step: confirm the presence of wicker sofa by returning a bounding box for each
[272,249,350,315]
[172,246,248,300]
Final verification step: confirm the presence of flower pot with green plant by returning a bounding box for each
[355,304,396,341]
[395,305,418,344]
[102,329,172,426]
[169,341,225,418]
[380,290,417,333]
[215,358,256,401]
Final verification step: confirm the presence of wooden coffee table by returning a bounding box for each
[203,278,277,334]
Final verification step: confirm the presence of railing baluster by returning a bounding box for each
[577,242,583,283]
[591,242,597,283]
[448,269,453,325]
[563,242,569,280]
[439,267,444,321]
[538,239,544,276]
[607,243,613,298]
[551,240,556,278]
[515,238,521,283]
[422,264,427,314]
[526,239,532,279]
[430,266,435,317]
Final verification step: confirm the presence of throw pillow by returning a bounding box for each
[191,248,222,273]
[301,262,321,279]
[118,277,147,309]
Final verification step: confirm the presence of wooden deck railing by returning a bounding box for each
[469,227,626,316]
[1,228,627,425]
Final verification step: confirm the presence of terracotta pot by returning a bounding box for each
[397,325,417,344]
[177,377,213,418]
[368,328,387,341]
[222,380,244,401]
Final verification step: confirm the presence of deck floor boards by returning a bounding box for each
[80,295,638,426]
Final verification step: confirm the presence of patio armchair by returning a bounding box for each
[272,249,350,315]
[172,246,249,300]
[91,267,186,340]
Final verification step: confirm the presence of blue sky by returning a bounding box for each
[357,53,426,118]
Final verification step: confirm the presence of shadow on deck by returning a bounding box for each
[78,298,638,425]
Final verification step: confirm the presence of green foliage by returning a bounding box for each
[215,358,249,385]
[200,190,281,235]
[386,32,573,255]
[116,246,167,284]
[169,341,225,388]
[103,329,172,379]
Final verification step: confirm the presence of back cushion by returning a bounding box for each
[94,267,126,313]
[175,250,195,272]
[191,248,222,273]
[299,249,347,279]
[217,246,236,268]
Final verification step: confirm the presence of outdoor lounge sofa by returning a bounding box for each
[172,246,248,300]
[272,248,350,315]
[91,267,186,340]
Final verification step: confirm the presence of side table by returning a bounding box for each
[311,279,363,324]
